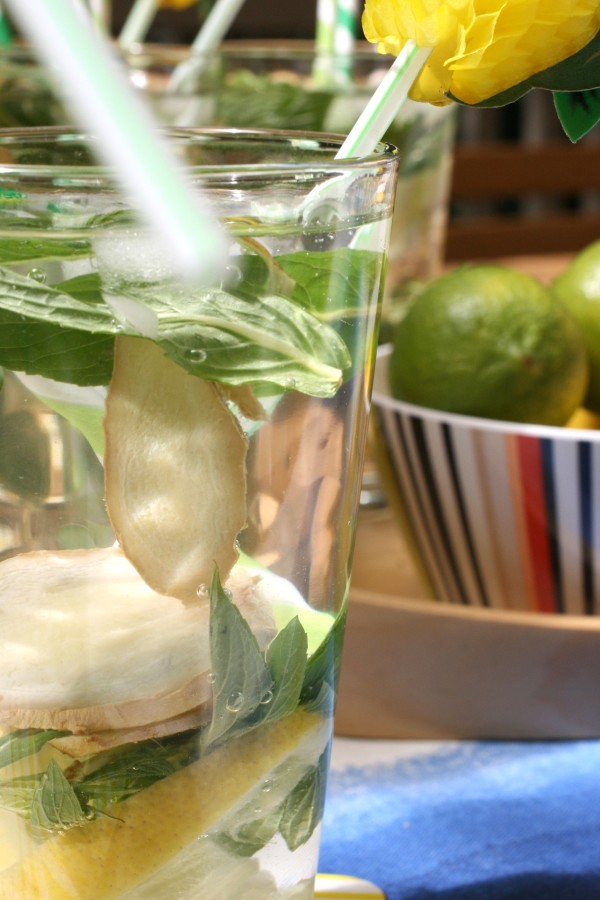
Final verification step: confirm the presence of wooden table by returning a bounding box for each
[334,252,600,741]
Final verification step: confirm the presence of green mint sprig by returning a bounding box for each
[0,255,350,397]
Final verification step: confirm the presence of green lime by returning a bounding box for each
[552,240,600,414]
[389,264,588,425]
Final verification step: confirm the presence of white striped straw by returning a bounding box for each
[335,41,431,159]
[315,0,336,56]
[87,0,111,35]
[118,0,159,47]
[313,0,336,84]
[333,0,358,70]
[4,0,227,284]
[169,0,246,92]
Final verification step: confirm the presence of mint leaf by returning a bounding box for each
[0,263,348,396]
[300,603,347,714]
[264,617,308,722]
[217,72,333,132]
[202,569,273,750]
[240,248,383,378]
[216,810,283,857]
[30,760,87,832]
[155,284,348,397]
[0,237,90,266]
[73,732,197,810]
[0,729,69,769]
[0,776,41,815]
[279,748,329,852]
[0,266,115,385]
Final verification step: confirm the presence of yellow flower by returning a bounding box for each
[160,0,197,8]
[362,0,600,105]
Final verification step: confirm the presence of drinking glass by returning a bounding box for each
[0,127,398,899]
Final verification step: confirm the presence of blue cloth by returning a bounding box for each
[319,738,600,900]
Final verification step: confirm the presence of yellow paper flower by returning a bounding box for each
[160,0,197,9]
[362,0,600,105]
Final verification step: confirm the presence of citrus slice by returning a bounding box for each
[0,710,328,899]
[104,336,248,602]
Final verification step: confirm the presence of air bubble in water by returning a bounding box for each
[207,672,216,684]
[226,691,244,713]
[28,267,47,283]
[260,690,274,706]
[185,348,207,363]
[196,583,209,599]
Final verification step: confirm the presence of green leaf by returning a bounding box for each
[155,285,348,398]
[202,568,273,750]
[300,602,347,714]
[240,248,383,379]
[0,262,349,397]
[73,733,196,810]
[217,72,333,132]
[0,266,116,385]
[216,809,283,857]
[0,776,41,815]
[264,617,308,722]
[279,748,329,852]
[554,89,600,142]
[30,760,87,832]
[0,729,69,769]
[0,237,90,266]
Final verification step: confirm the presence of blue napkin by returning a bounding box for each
[319,738,600,899]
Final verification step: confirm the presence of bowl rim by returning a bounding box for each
[373,344,600,443]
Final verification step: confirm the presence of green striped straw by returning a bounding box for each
[118,0,159,47]
[314,0,358,85]
[332,0,358,79]
[169,0,247,92]
[87,0,111,35]
[313,0,336,83]
[0,2,12,45]
[4,0,227,283]
[336,41,432,159]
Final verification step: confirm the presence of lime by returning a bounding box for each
[552,240,600,414]
[389,264,588,425]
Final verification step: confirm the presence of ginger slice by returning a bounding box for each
[0,548,275,733]
[104,336,248,602]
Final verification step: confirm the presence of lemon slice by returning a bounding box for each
[104,336,248,602]
[0,710,328,899]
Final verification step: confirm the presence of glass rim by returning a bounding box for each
[0,38,391,66]
[0,126,400,182]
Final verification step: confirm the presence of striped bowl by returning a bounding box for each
[372,346,600,615]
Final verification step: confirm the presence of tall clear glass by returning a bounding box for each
[0,128,398,898]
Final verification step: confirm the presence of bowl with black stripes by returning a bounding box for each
[372,345,600,615]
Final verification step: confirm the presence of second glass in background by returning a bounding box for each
[127,41,457,336]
